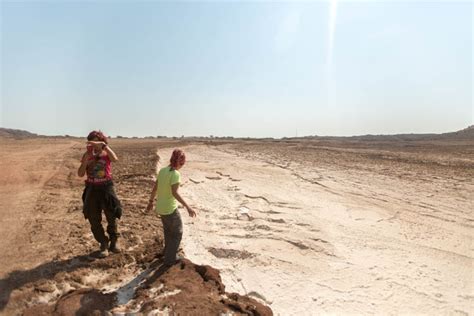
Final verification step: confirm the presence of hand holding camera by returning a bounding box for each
[82,142,104,163]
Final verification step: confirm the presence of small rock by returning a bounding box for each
[35,282,56,293]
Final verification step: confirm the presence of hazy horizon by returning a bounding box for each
[1,124,472,139]
[1,1,473,138]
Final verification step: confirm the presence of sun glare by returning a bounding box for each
[328,0,338,65]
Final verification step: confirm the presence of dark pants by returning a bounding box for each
[82,182,120,244]
[160,209,183,265]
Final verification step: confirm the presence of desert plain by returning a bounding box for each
[0,128,472,315]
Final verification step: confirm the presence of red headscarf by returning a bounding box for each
[170,149,186,169]
[87,130,108,144]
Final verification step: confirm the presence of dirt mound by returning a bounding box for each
[21,259,272,316]
[134,259,271,315]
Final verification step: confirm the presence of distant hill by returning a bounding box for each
[440,125,474,140]
[347,126,473,141]
[1,126,473,141]
[0,128,39,139]
[291,126,474,142]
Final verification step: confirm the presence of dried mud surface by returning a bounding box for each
[1,136,472,315]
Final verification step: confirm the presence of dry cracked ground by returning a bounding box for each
[0,134,473,315]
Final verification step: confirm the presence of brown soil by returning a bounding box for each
[0,138,272,315]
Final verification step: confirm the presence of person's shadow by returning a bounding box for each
[0,253,97,311]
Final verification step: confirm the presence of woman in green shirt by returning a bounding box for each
[147,149,196,266]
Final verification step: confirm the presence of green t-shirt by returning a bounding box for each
[155,166,181,215]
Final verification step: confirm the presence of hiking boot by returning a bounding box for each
[98,241,109,258]
[163,255,183,267]
[109,240,120,253]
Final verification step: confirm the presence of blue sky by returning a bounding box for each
[1,0,472,137]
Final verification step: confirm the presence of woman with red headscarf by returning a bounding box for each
[78,130,122,258]
[147,149,196,266]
